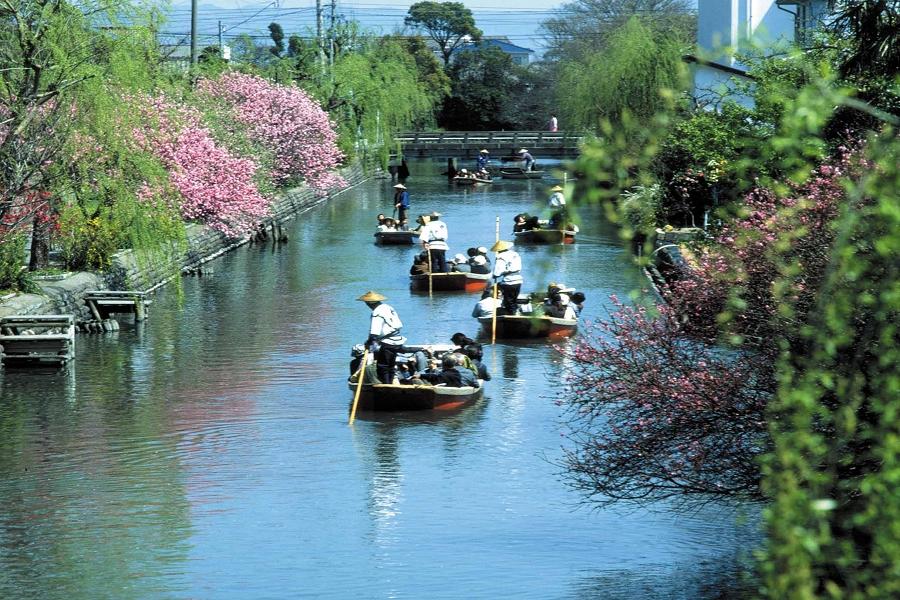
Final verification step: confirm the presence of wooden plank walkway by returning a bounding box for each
[0,315,75,364]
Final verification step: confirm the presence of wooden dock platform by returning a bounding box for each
[84,290,149,321]
[0,315,75,364]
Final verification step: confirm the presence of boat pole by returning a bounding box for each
[349,349,369,425]
[491,216,500,345]
[427,246,433,296]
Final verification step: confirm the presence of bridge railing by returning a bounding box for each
[395,131,583,145]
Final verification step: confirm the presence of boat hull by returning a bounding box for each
[477,314,577,340]
[500,170,544,180]
[464,272,491,292]
[348,381,483,411]
[410,272,468,291]
[374,231,417,245]
[514,229,576,245]
[454,177,492,185]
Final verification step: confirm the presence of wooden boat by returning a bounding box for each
[374,230,417,245]
[500,168,545,180]
[514,229,576,244]
[453,176,492,185]
[347,380,483,411]
[477,314,577,340]
[410,271,490,292]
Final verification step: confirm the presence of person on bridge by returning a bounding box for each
[491,240,524,314]
[548,115,558,132]
[393,184,410,229]
[419,211,449,273]
[358,291,407,385]
[476,149,490,171]
[518,148,535,172]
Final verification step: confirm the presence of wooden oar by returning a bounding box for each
[349,348,368,425]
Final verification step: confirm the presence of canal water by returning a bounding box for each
[0,159,758,598]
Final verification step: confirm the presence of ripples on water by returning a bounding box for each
[0,160,759,599]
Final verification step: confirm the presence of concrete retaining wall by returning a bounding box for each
[0,156,379,324]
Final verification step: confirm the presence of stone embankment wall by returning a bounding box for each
[0,157,380,324]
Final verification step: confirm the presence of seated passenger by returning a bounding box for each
[349,344,380,383]
[410,251,431,276]
[544,283,577,319]
[469,255,490,274]
[417,354,478,387]
[513,213,541,233]
[472,288,499,317]
[464,343,491,381]
[449,333,478,372]
[569,291,586,315]
[450,253,471,273]
[453,353,480,387]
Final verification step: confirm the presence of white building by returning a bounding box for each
[689,0,831,107]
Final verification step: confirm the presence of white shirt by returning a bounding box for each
[419,220,449,251]
[492,250,523,285]
[472,295,499,318]
[369,303,406,345]
[549,192,566,208]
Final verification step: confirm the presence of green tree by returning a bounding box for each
[541,0,694,62]
[558,16,689,132]
[268,22,285,57]
[440,45,525,130]
[404,1,481,68]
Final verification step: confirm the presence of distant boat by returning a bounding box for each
[453,176,492,185]
[500,168,544,179]
[477,314,577,340]
[374,230,417,245]
[514,229,576,244]
[410,271,490,293]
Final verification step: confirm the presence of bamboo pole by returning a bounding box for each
[491,216,500,345]
[427,246,433,297]
[349,349,369,425]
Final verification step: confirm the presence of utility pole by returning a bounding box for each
[329,0,336,70]
[316,0,325,67]
[190,0,199,67]
[218,20,224,58]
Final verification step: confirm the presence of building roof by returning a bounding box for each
[479,38,534,55]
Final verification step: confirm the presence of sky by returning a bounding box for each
[167,0,570,53]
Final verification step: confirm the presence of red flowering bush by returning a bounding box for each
[197,73,345,189]
[558,297,771,505]
[131,93,271,238]
[664,147,861,354]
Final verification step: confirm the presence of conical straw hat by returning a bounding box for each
[357,291,386,302]
[491,240,513,252]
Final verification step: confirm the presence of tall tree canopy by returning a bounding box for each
[404,1,481,68]
[541,0,694,62]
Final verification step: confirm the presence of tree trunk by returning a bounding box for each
[28,217,50,271]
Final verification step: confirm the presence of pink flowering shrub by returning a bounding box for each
[558,297,771,505]
[131,93,270,237]
[197,72,344,189]
[664,147,862,353]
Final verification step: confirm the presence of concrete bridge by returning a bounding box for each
[395,131,584,159]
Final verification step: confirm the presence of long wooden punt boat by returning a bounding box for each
[514,229,577,245]
[410,272,490,292]
[477,314,577,340]
[347,380,484,411]
[453,176,493,185]
[499,169,545,180]
[374,230,417,245]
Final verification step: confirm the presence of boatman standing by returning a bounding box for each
[476,149,490,171]
[420,211,449,273]
[518,148,535,172]
[358,291,407,385]
[393,184,410,230]
[548,185,567,228]
[491,240,523,314]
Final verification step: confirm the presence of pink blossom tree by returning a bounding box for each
[131,93,270,238]
[558,298,771,505]
[197,72,345,190]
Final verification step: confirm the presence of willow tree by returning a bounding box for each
[557,16,689,133]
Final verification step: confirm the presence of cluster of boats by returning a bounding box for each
[353,163,580,413]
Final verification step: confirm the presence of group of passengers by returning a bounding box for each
[456,168,491,181]
[471,281,585,320]
[350,331,490,388]
[409,246,491,276]
[376,213,400,231]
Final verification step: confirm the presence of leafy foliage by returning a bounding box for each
[440,45,525,130]
[404,1,481,67]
